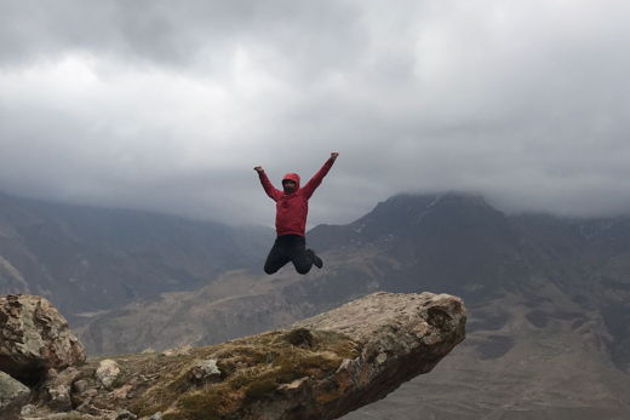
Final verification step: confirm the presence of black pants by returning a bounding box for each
[264,235,314,275]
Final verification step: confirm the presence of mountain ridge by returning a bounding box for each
[0,190,271,320]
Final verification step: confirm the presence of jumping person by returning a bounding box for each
[254,152,339,275]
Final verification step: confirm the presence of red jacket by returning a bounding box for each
[258,157,335,237]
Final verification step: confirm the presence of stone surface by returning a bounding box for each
[293,291,467,418]
[42,367,80,411]
[116,409,138,419]
[96,359,121,389]
[21,291,465,420]
[0,370,31,418]
[0,294,86,384]
[188,359,221,384]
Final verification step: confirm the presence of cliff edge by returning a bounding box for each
[1,292,466,419]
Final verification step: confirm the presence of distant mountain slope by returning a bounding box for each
[0,192,271,319]
[309,193,526,301]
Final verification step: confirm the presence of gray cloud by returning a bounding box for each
[2,0,630,228]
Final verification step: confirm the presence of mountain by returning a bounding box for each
[310,193,524,301]
[73,191,630,418]
[0,192,271,321]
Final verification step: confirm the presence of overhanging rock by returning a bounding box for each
[293,291,467,418]
[20,291,466,420]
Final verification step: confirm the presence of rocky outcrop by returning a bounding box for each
[0,294,86,384]
[14,291,465,420]
[294,291,466,416]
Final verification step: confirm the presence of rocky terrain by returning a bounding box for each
[0,292,466,419]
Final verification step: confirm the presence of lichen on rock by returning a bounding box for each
[0,294,86,385]
[96,360,121,390]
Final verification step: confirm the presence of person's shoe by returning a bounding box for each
[309,249,323,269]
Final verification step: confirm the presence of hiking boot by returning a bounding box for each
[308,249,323,269]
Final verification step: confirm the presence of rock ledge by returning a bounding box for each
[6,292,465,420]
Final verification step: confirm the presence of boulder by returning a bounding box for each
[0,294,86,384]
[96,359,121,390]
[188,359,221,384]
[42,367,81,411]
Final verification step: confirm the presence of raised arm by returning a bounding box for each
[254,166,282,201]
[301,152,339,199]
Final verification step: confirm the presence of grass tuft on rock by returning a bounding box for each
[123,328,359,418]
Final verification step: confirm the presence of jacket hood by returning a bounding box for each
[282,173,301,188]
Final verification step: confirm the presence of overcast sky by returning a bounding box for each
[2,0,630,228]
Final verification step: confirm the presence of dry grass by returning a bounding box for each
[112,328,360,419]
